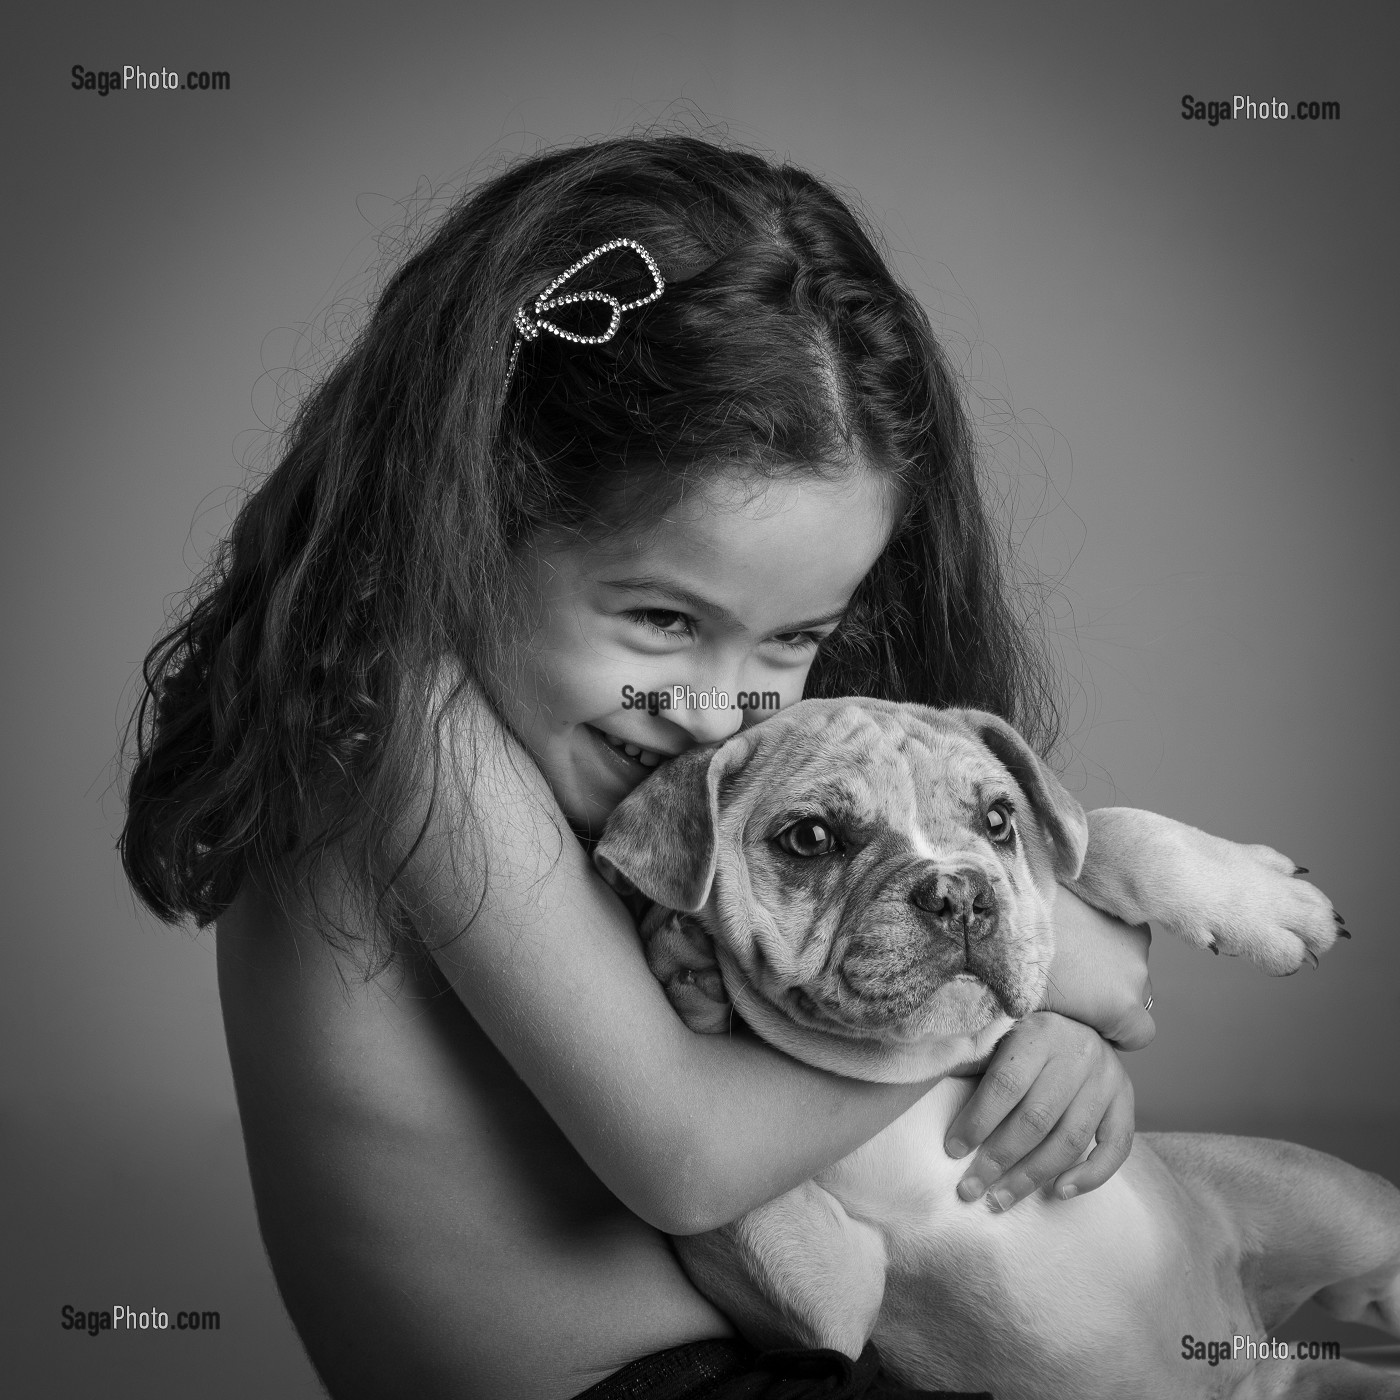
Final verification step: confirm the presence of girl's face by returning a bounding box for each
[495,467,897,835]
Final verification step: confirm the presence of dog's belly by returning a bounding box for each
[817,1080,1259,1399]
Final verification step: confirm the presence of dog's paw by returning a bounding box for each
[640,908,734,1034]
[1079,809,1346,976]
[1145,823,1341,974]
[664,970,733,1034]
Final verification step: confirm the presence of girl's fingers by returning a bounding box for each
[975,1069,1132,1210]
[943,1012,1139,1210]
[1050,1079,1137,1199]
[954,1066,1102,1206]
[947,1025,1102,1198]
[943,1018,1057,1162]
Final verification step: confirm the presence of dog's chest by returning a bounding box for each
[815,1077,978,1234]
[812,1082,1190,1381]
[811,1079,1159,1293]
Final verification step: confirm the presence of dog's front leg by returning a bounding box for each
[1067,807,1342,975]
[675,1178,888,1358]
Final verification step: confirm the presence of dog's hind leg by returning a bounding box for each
[1144,1133,1400,1338]
[674,1179,888,1358]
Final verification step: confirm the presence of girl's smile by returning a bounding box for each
[491,467,898,835]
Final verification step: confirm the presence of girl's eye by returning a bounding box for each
[770,631,821,652]
[985,801,1014,845]
[775,818,842,858]
[628,609,693,638]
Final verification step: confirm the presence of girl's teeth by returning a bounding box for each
[600,730,665,767]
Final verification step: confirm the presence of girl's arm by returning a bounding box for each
[1042,887,1155,1050]
[940,889,1155,1210]
[397,688,931,1235]
[402,687,1142,1231]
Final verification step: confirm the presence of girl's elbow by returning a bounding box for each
[626,1147,774,1237]
[639,1184,740,1238]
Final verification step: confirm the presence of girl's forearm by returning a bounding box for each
[565,1024,934,1237]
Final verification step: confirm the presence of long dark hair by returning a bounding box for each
[121,135,1060,951]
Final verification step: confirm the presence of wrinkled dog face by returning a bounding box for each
[596,699,1087,1047]
[713,706,1058,1040]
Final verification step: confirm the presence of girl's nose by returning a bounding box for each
[669,682,745,744]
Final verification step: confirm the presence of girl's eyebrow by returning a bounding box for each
[599,576,847,632]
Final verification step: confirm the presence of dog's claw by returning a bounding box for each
[1294,865,1309,875]
[1334,911,1346,924]
[1208,940,1220,955]
[1304,949,1319,969]
[1336,926,1352,939]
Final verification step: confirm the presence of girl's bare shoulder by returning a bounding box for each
[393,661,575,858]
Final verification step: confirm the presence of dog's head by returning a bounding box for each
[595,699,1087,1079]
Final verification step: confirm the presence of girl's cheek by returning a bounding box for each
[748,671,811,716]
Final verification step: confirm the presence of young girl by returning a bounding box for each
[122,136,1154,1400]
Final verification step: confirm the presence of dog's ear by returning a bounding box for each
[593,734,753,912]
[964,711,1088,881]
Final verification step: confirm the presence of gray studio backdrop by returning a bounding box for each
[5,2,1396,1396]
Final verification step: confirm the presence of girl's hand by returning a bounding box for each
[1041,887,1155,1051]
[943,1011,1134,1209]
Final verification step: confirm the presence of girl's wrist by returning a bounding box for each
[1043,886,1155,1050]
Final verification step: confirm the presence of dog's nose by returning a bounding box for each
[908,869,994,927]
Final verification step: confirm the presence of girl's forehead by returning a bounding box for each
[519,466,896,634]
[585,466,899,570]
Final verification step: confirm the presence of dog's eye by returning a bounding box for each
[776,819,842,857]
[985,801,1014,845]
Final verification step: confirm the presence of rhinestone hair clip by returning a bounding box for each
[504,237,664,390]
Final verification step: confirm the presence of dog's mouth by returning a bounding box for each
[772,967,1005,1043]
[948,959,1037,1018]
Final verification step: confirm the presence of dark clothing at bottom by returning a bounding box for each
[573,1338,993,1400]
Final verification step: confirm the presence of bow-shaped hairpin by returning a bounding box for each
[504,237,665,390]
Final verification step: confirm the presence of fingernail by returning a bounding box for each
[986,1188,1012,1212]
[957,1176,984,1202]
[944,1138,968,1160]
[1057,1183,1079,1200]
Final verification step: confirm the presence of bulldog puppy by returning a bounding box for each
[594,698,1400,1400]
